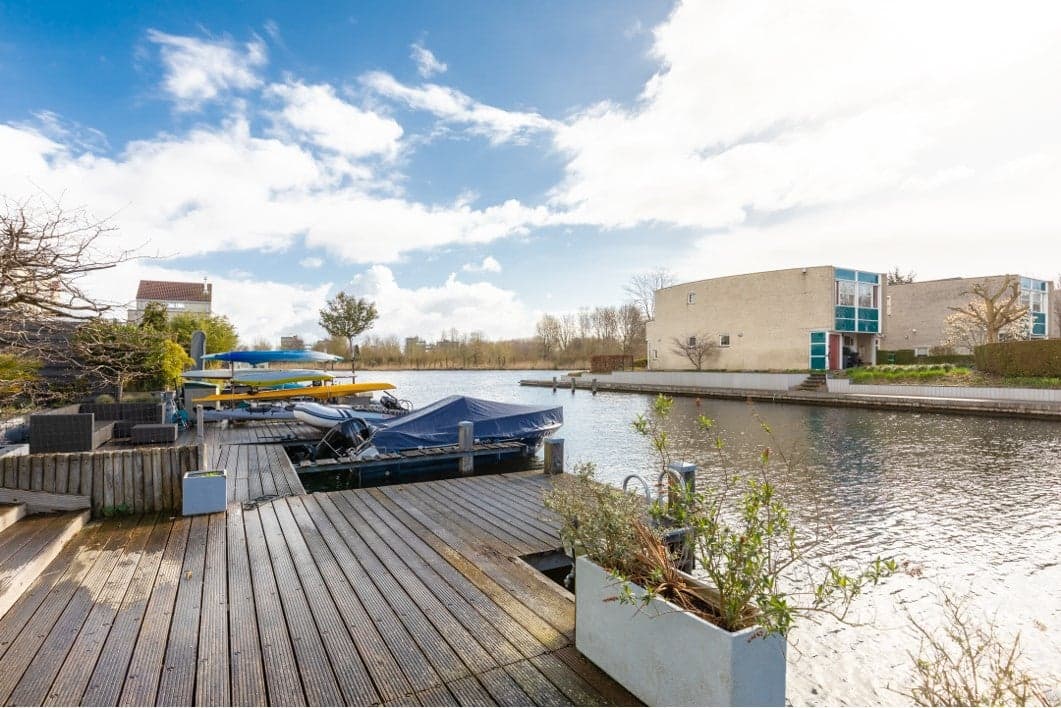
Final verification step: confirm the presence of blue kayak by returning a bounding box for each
[201,349,342,364]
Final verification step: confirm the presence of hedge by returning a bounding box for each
[878,349,974,366]
[974,340,1061,377]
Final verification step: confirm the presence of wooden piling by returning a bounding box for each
[543,439,564,475]
[458,421,474,474]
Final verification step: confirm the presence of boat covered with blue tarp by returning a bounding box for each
[343,394,562,455]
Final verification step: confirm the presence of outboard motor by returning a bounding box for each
[380,392,411,412]
[313,417,377,460]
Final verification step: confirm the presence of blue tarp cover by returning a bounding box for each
[347,395,563,452]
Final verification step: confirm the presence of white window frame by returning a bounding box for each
[718,334,730,347]
[687,336,697,346]
[836,280,856,306]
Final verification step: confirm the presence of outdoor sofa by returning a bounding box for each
[29,402,165,453]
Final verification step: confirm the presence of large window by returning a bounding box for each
[836,280,856,306]
[858,282,878,308]
[1022,290,1044,313]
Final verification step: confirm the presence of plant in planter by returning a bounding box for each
[545,396,897,706]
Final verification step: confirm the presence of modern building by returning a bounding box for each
[647,266,885,371]
[127,279,212,323]
[887,275,1052,354]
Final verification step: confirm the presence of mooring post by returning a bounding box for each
[196,404,205,442]
[458,421,474,474]
[570,377,576,394]
[592,378,598,395]
[552,376,557,392]
[543,438,564,475]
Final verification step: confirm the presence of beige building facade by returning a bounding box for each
[887,275,1052,354]
[127,280,212,323]
[646,266,885,371]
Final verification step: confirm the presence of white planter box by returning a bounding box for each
[182,469,227,515]
[575,555,786,706]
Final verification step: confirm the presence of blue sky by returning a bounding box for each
[2,2,1060,343]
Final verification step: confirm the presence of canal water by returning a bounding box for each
[351,369,1061,704]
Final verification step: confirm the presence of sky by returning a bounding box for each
[2,1,1060,345]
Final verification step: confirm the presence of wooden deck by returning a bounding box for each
[201,420,315,504]
[0,422,637,706]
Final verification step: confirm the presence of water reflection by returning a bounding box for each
[352,370,1061,703]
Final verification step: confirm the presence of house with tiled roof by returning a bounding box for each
[127,279,212,323]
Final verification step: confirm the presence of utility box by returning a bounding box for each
[182,470,227,515]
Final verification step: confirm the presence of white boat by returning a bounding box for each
[292,402,393,429]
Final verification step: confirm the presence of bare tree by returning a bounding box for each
[948,277,1028,344]
[886,266,916,285]
[625,267,676,321]
[1,196,129,320]
[591,306,619,343]
[1,196,134,405]
[535,314,562,358]
[671,333,716,370]
[558,313,577,351]
[617,303,646,356]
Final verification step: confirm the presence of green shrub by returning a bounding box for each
[975,340,1061,378]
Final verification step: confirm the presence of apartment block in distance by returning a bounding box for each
[887,274,1052,354]
[127,279,212,323]
[646,266,886,371]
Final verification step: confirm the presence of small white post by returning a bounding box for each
[543,438,564,475]
[458,421,474,474]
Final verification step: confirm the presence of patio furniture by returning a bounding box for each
[131,423,178,445]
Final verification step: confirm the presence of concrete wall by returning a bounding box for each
[647,266,838,371]
[827,378,1061,402]
[586,370,808,391]
[887,274,1052,352]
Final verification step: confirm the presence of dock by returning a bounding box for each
[520,377,1061,421]
[0,420,636,706]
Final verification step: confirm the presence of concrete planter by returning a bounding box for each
[182,470,227,515]
[575,556,786,706]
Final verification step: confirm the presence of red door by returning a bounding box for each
[828,333,841,369]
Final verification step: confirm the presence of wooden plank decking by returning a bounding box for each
[0,422,638,706]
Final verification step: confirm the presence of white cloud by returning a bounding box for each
[0,117,553,267]
[266,81,403,159]
[548,0,1061,265]
[462,255,501,273]
[361,71,554,144]
[300,256,324,269]
[147,29,267,110]
[411,42,447,78]
[351,265,536,339]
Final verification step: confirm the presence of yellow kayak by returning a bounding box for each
[197,381,396,403]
